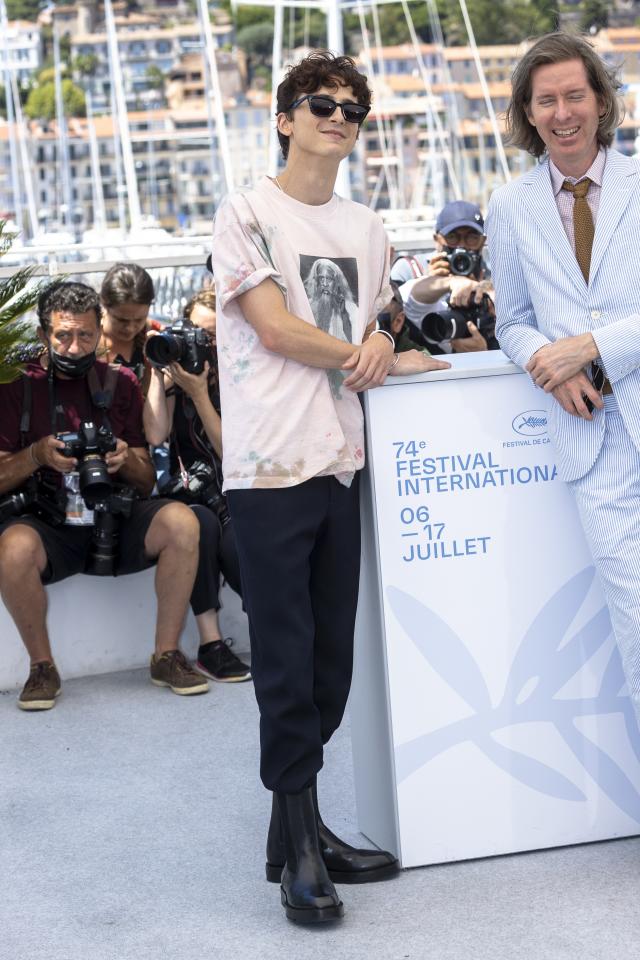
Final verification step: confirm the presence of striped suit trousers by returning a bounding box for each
[569,407,640,716]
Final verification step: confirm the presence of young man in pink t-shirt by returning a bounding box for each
[213,52,448,924]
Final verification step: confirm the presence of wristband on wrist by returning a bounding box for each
[371,328,395,348]
[29,443,42,469]
[388,353,400,371]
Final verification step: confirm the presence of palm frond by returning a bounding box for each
[0,266,42,311]
[0,231,19,258]
[0,221,51,383]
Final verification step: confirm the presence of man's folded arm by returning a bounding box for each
[591,315,640,384]
[237,278,355,368]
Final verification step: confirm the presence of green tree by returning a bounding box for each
[220,1,273,33]
[581,0,608,33]
[73,53,100,78]
[5,0,41,20]
[145,65,165,90]
[35,67,60,86]
[344,3,431,51]
[439,0,559,46]
[252,63,272,92]
[24,78,86,120]
[0,221,44,384]
[235,20,275,58]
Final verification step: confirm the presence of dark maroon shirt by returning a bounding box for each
[0,360,146,453]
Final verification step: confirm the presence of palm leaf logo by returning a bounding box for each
[387,569,640,821]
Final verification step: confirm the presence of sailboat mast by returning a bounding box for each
[85,91,107,232]
[53,23,74,233]
[196,0,234,194]
[104,0,142,228]
[0,0,24,236]
[326,0,351,199]
[268,0,284,176]
[196,2,224,204]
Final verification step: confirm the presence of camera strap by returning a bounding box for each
[16,372,65,448]
[48,368,68,436]
[19,375,33,450]
[87,365,118,435]
[400,256,426,279]
[170,412,192,490]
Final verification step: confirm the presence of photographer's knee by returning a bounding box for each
[0,525,47,584]
[146,502,200,557]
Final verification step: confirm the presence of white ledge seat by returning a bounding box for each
[0,569,248,692]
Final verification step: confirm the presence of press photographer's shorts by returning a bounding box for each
[0,498,172,584]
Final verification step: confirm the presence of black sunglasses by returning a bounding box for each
[287,94,370,125]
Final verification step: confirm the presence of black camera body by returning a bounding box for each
[163,459,230,527]
[145,319,213,375]
[445,247,482,278]
[58,421,116,507]
[421,293,494,345]
[0,476,67,527]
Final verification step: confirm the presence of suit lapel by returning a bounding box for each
[521,160,585,295]
[590,150,638,283]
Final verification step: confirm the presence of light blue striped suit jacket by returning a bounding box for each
[486,148,640,481]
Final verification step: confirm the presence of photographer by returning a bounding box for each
[377,284,430,355]
[0,282,210,710]
[143,289,251,684]
[395,200,499,355]
[99,262,162,394]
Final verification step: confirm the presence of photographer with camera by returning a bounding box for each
[143,289,251,684]
[99,262,163,395]
[377,283,431,356]
[0,281,210,710]
[393,200,499,355]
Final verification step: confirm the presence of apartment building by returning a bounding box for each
[0,94,270,235]
[1,19,42,87]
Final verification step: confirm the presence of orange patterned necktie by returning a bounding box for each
[561,178,594,283]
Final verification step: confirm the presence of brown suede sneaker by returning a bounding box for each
[18,661,61,711]
[150,650,210,696]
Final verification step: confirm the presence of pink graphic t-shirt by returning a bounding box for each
[212,177,390,491]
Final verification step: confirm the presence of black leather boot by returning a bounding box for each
[267,783,399,885]
[277,786,344,923]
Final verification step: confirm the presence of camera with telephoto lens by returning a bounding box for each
[0,475,67,527]
[421,293,494,345]
[163,459,230,527]
[144,318,213,375]
[57,421,117,507]
[86,486,137,576]
[445,247,482,278]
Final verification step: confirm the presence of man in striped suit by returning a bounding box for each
[487,32,640,717]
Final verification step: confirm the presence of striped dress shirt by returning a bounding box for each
[549,148,605,252]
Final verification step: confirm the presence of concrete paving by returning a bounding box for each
[1,664,639,960]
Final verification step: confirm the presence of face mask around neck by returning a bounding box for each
[48,345,97,379]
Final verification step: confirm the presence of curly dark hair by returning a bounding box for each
[506,32,623,157]
[100,262,155,308]
[276,51,371,160]
[37,281,101,333]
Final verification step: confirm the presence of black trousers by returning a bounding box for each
[227,474,361,793]
[189,505,243,616]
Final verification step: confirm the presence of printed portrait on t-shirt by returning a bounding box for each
[300,256,359,344]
